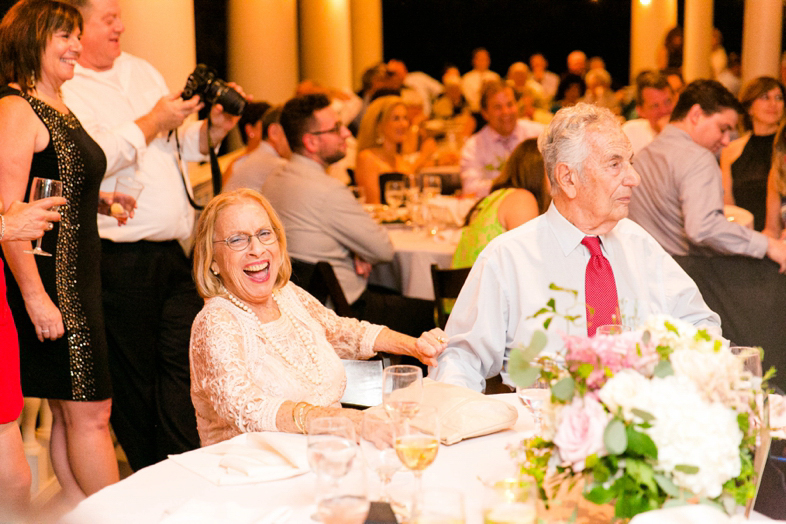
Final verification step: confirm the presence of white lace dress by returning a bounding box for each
[189,282,384,446]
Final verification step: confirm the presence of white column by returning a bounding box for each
[117,0,196,92]
[227,0,299,105]
[630,0,677,83]
[298,0,353,92]
[682,0,713,82]
[741,0,783,86]
[350,0,383,92]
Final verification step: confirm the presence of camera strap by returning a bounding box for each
[172,117,223,211]
[173,129,204,210]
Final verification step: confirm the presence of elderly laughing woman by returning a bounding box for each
[189,188,446,446]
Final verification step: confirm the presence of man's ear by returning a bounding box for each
[301,132,318,154]
[554,162,578,199]
[686,103,704,126]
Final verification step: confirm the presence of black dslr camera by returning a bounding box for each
[182,64,246,116]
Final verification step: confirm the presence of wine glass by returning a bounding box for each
[384,180,405,211]
[515,379,550,433]
[414,488,465,524]
[360,412,402,504]
[307,417,360,522]
[422,175,442,199]
[24,177,63,257]
[595,324,632,336]
[314,455,370,524]
[382,365,423,420]
[393,405,440,517]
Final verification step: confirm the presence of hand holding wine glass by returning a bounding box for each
[1,197,65,242]
[382,365,423,421]
[23,177,63,256]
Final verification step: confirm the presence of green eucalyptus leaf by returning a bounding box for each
[551,376,575,402]
[585,485,614,505]
[674,464,699,474]
[662,499,689,509]
[654,473,680,497]
[626,425,658,459]
[522,331,548,360]
[630,408,655,423]
[604,418,627,455]
[653,360,674,378]
[626,458,657,492]
[509,364,541,389]
[641,330,651,345]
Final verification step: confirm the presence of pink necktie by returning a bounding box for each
[581,236,620,336]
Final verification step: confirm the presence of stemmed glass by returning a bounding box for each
[382,365,423,420]
[24,177,63,257]
[360,412,402,504]
[307,417,361,522]
[384,180,405,212]
[393,405,440,517]
[516,380,550,433]
[422,175,442,199]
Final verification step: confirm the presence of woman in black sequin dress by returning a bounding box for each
[0,0,127,506]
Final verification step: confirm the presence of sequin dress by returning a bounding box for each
[0,86,111,401]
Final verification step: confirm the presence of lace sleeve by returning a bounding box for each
[190,304,285,433]
[290,284,383,360]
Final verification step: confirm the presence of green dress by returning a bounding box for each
[452,188,513,269]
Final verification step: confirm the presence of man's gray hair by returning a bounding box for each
[537,102,619,188]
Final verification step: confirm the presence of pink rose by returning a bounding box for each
[553,396,610,471]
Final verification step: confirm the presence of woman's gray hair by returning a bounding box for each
[537,102,619,191]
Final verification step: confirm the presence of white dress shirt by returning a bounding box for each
[430,203,721,392]
[621,118,657,155]
[459,119,545,197]
[62,53,207,243]
[461,69,501,112]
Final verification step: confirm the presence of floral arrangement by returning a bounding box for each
[509,313,770,520]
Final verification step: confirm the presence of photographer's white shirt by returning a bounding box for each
[62,52,207,244]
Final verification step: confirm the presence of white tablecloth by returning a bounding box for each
[370,227,460,301]
[60,395,532,524]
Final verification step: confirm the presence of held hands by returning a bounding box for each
[2,198,65,242]
[412,328,448,367]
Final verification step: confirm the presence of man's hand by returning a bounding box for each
[354,254,372,277]
[136,92,203,144]
[766,237,786,273]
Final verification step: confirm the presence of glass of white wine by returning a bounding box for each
[393,405,440,517]
[384,180,405,212]
[382,365,423,420]
[24,177,63,257]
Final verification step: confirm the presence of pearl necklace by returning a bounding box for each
[222,287,324,385]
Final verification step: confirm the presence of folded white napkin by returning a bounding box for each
[159,498,266,524]
[169,432,309,486]
[629,504,749,523]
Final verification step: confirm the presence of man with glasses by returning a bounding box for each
[263,94,436,337]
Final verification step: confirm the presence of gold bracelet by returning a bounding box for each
[292,402,308,434]
[299,404,317,433]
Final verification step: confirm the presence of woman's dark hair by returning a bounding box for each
[738,76,785,132]
[0,0,82,94]
[555,74,586,102]
[464,138,550,226]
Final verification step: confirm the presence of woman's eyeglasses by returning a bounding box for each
[213,229,277,251]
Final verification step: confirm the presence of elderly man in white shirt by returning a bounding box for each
[431,103,720,393]
[459,81,544,197]
[61,0,240,471]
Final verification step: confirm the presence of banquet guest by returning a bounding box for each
[459,81,544,198]
[765,121,786,238]
[387,59,443,118]
[0,199,65,520]
[717,53,742,98]
[190,189,447,445]
[0,0,126,501]
[720,77,785,231]
[60,0,242,471]
[461,48,501,112]
[529,53,559,102]
[656,27,683,72]
[622,71,675,154]
[262,94,436,337]
[628,81,786,270]
[432,70,476,140]
[224,106,290,194]
[565,50,587,78]
[431,103,720,392]
[506,62,546,110]
[581,69,620,116]
[452,138,550,268]
[222,101,272,186]
[551,74,586,114]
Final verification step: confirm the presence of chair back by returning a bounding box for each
[430,264,471,329]
[290,258,355,318]
[419,168,462,195]
[378,172,406,205]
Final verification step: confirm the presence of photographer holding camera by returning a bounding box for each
[61,0,244,470]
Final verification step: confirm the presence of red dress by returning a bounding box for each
[0,258,22,424]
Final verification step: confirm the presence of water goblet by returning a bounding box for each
[422,175,442,200]
[412,488,465,524]
[384,180,405,211]
[382,365,423,420]
[360,412,402,504]
[23,177,63,257]
[314,455,370,524]
[516,381,550,433]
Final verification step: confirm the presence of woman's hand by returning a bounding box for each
[24,292,64,342]
[412,328,448,367]
[359,411,394,450]
[2,197,64,241]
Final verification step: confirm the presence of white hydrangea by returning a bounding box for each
[598,369,651,423]
[670,348,754,411]
[639,315,718,354]
[643,376,742,499]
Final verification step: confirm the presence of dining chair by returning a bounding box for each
[429,264,471,330]
[289,258,355,318]
[377,172,406,205]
